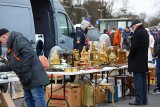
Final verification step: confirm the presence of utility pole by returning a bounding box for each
[97,9,104,19]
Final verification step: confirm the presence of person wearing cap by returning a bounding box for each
[0,28,50,107]
[128,19,149,105]
[74,20,91,52]
[113,27,123,47]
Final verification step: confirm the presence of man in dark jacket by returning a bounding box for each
[128,19,149,105]
[74,20,91,52]
[74,27,86,52]
[0,28,50,107]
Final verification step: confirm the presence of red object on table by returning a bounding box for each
[87,66,94,70]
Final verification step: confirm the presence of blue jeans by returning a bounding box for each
[24,85,46,107]
[133,72,147,103]
[156,58,160,90]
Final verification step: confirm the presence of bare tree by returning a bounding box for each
[113,0,130,18]
[122,0,129,8]
[148,17,160,27]
[138,12,147,20]
[81,0,116,25]
[153,0,160,16]
[105,0,116,18]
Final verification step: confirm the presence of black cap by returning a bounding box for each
[0,28,9,37]
[130,19,142,27]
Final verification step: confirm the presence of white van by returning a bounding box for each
[0,0,75,57]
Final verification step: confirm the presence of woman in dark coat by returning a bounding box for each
[128,19,149,105]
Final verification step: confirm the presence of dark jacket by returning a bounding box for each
[74,29,85,52]
[122,31,130,45]
[153,34,160,57]
[128,25,149,73]
[0,32,50,90]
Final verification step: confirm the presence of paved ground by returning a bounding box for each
[13,85,160,107]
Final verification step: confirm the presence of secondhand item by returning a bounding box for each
[71,67,79,72]
[0,74,8,79]
[83,84,95,107]
[39,55,49,70]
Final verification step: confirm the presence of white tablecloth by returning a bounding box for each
[47,67,116,76]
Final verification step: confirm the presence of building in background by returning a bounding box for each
[98,18,133,33]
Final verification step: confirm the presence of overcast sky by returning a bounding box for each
[115,0,157,17]
[128,0,157,16]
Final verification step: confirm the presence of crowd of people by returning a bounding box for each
[0,18,160,106]
[99,19,160,105]
[74,19,160,106]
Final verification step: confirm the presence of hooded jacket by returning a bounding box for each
[128,25,149,73]
[0,32,50,90]
[113,30,122,47]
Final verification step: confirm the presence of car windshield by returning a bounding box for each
[86,28,100,41]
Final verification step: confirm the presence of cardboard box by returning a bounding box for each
[46,83,81,107]
[11,92,24,99]
[0,93,16,107]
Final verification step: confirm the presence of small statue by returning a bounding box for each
[78,46,89,68]
[61,58,67,70]
[99,42,108,64]
[108,47,117,64]
[90,41,98,61]
[50,50,60,66]
[73,49,79,61]
[80,46,89,63]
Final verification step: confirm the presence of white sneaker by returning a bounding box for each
[152,88,160,94]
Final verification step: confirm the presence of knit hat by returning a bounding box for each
[0,28,9,36]
[130,19,142,27]
[119,27,123,31]
[80,20,90,31]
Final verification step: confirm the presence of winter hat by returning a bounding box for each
[0,28,9,36]
[118,27,123,31]
[130,19,142,27]
[80,20,90,31]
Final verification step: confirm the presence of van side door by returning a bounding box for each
[57,12,74,52]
